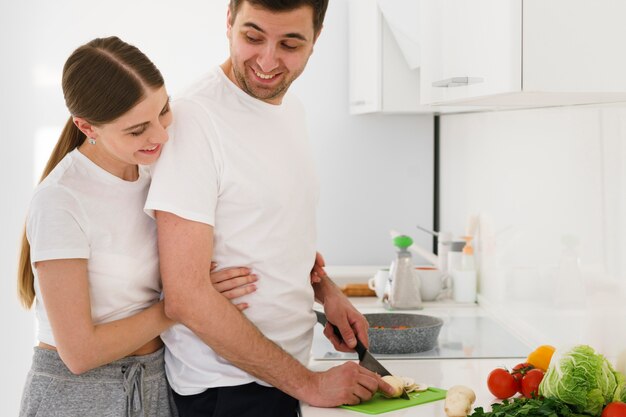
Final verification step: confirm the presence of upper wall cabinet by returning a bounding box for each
[420,0,626,109]
[348,0,430,114]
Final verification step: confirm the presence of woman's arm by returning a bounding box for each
[37,258,256,374]
[37,258,169,374]
[209,264,257,311]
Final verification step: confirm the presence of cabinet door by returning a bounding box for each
[348,0,381,114]
[380,9,422,113]
[420,0,521,105]
[524,0,626,93]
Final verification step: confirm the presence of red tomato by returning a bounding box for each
[602,402,626,417]
[521,368,544,398]
[511,362,535,393]
[487,368,518,399]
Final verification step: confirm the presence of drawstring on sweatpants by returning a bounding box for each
[122,362,146,417]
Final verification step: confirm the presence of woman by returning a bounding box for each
[17,36,256,417]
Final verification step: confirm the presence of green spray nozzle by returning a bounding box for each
[393,235,413,249]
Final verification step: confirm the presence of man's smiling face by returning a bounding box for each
[226,1,317,104]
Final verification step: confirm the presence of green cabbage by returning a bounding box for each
[539,345,626,416]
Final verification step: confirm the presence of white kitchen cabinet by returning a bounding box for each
[348,0,428,114]
[420,0,626,108]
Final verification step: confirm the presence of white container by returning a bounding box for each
[461,252,475,271]
[447,251,462,272]
[452,269,477,303]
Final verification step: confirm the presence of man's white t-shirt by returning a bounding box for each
[145,67,320,395]
[27,149,161,346]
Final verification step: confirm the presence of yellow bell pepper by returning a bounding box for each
[527,345,556,371]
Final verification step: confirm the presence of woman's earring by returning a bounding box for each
[88,137,96,145]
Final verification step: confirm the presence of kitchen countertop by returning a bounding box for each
[302,267,626,416]
[301,298,531,417]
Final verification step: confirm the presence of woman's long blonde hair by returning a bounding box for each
[17,36,164,308]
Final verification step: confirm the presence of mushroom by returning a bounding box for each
[401,377,428,393]
[444,385,476,417]
[381,375,405,398]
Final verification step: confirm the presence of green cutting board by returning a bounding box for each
[340,387,447,415]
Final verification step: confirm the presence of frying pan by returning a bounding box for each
[365,313,443,354]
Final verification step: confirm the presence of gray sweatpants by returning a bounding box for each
[19,347,178,417]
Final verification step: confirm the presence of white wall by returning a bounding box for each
[0,1,432,413]
[285,2,434,266]
[439,105,626,350]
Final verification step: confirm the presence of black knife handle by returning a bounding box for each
[353,338,368,362]
[315,310,367,361]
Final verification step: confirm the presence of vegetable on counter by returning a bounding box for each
[520,369,545,399]
[469,396,588,417]
[445,385,476,417]
[527,345,556,372]
[472,345,626,417]
[483,343,555,401]
[487,368,519,400]
[601,402,626,417]
[539,345,626,416]
[487,364,544,400]
[470,398,626,417]
[511,363,534,392]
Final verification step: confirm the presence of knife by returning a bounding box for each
[314,310,410,400]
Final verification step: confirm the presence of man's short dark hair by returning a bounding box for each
[229,0,329,36]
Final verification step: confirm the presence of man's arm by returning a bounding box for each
[312,271,371,353]
[156,211,389,406]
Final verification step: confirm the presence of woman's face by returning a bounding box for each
[78,86,172,178]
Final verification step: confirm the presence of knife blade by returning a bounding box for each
[314,310,410,400]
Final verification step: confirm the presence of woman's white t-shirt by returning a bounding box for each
[27,149,161,346]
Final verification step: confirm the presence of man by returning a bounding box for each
[145,1,393,415]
